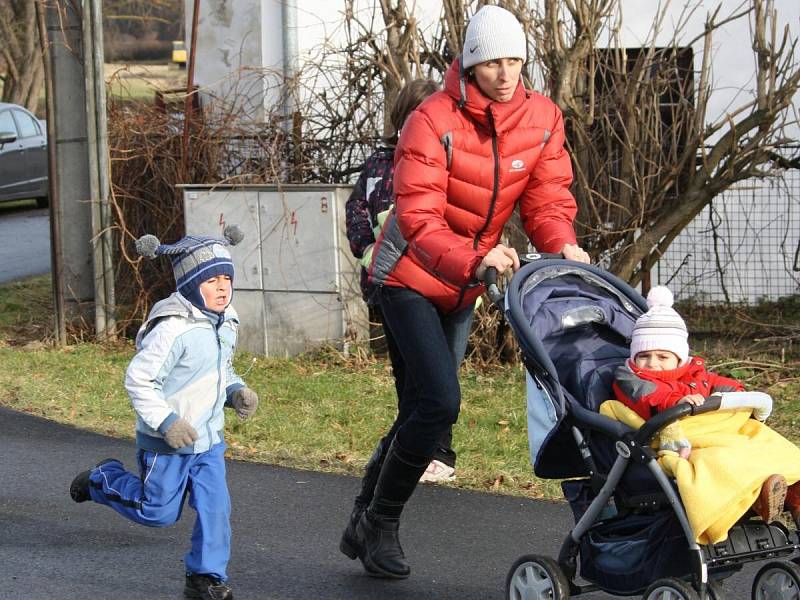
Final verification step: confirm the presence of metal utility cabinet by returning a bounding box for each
[182,185,367,356]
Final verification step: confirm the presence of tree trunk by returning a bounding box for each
[0,0,44,113]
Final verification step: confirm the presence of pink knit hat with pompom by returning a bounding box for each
[630,286,689,365]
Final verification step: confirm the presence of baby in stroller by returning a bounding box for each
[495,257,800,600]
[608,285,800,531]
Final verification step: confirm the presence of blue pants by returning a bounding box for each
[88,442,231,581]
[378,286,474,460]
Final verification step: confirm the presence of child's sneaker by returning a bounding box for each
[69,470,91,503]
[419,459,455,483]
[69,458,121,503]
[184,574,233,600]
[752,474,787,523]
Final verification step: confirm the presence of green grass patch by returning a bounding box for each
[0,199,38,212]
[0,275,797,501]
[0,336,550,497]
[0,274,52,335]
[105,63,186,103]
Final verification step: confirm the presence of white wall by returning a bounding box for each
[185,0,284,119]
[607,1,800,302]
[295,1,800,136]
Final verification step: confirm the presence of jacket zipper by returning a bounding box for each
[473,109,500,250]
[452,110,500,311]
[210,321,222,447]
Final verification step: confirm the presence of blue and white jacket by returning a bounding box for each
[125,292,244,454]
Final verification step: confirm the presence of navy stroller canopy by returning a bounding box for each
[504,261,648,478]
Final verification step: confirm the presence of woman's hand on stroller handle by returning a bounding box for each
[475,245,519,281]
[482,251,565,307]
[560,243,591,264]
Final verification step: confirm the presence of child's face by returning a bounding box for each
[634,350,680,371]
[199,275,232,312]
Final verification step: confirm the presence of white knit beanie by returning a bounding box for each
[462,5,527,69]
[630,286,689,365]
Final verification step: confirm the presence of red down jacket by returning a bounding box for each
[368,58,578,313]
[613,357,745,420]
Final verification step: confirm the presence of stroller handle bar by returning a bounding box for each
[634,391,773,446]
[484,267,504,306]
[484,253,564,307]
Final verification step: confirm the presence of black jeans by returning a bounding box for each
[378,286,474,461]
[376,306,456,466]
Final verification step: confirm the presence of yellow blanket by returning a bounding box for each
[600,400,800,544]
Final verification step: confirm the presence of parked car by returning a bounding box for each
[0,102,48,208]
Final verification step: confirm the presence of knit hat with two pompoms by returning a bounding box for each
[134,225,243,308]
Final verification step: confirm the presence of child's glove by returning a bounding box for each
[164,417,199,449]
[230,387,259,419]
[657,421,691,459]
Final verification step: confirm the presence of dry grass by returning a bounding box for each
[105,62,187,102]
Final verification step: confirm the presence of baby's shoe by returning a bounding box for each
[785,481,800,529]
[184,573,233,600]
[752,474,787,523]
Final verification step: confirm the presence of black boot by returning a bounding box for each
[353,440,428,579]
[184,574,233,599]
[340,437,390,559]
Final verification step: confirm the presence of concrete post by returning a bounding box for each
[44,0,94,322]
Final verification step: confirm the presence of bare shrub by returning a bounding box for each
[108,1,799,363]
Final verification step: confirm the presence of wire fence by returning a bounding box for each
[656,150,800,304]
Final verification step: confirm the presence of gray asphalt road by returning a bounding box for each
[1,406,767,599]
[0,205,50,283]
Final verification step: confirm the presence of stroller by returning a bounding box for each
[485,256,800,600]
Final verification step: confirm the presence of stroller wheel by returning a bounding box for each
[643,577,699,600]
[505,554,569,600]
[702,580,724,600]
[751,560,800,600]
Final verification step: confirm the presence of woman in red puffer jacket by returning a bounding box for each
[341,5,590,581]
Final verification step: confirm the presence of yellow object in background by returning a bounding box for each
[172,40,187,66]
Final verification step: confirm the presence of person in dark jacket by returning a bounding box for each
[340,5,589,579]
[345,79,461,485]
